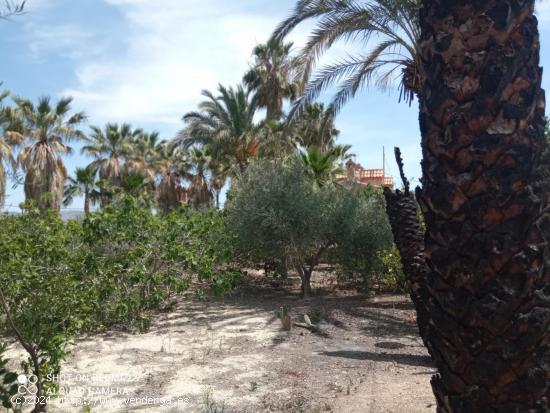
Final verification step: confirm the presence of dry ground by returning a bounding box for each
[7,273,436,412]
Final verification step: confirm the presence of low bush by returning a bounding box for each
[367,246,407,293]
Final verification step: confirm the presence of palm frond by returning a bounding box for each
[271,0,422,116]
[0,1,25,19]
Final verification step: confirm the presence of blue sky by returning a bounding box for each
[1,0,550,211]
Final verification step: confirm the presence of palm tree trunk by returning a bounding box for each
[416,0,549,410]
[84,190,90,214]
[0,163,5,210]
[383,149,430,341]
[266,100,282,121]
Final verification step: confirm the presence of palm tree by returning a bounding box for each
[82,123,142,184]
[186,148,213,209]
[243,39,300,121]
[125,131,164,180]
[156,143,190,214]
[256,119,296,160]
[208,158,229,209]
[300,145,348,187]
[117,172,155,208]
[397,0,549,410]
[177,84,258,174]
[0,90,16,209]
[3,96,85,211]
[271,0,421,115]
[63,167,101,214]
[292,103,340,151]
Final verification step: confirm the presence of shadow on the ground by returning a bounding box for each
[375,341,407,350]
[80,273,431,374]
[318,350,434,368]
[221,278,422,339]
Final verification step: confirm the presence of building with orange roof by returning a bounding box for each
[337,159,394,188]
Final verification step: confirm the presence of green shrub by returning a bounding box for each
[330,186,397,288]
[371,246,407,292]
[80,196,239,330]
[0,197,238,412]
[80,197,186,331]
[0,207,88,411]
[160,207,240,297]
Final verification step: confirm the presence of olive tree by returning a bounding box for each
[227,158,392,296]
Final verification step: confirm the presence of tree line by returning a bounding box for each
[0,38,355,215]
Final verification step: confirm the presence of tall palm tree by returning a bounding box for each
[186,148,213,209]
[156,143,190,214]
[208,158,230,209]
[292,103,340,151]
[0,90,16,209]
[177,84,258,174]
[63,167,101,214]
[82,123,142,184]
[3,96,85,211]
[243,39,300,121]
[271,0,421,115]
[396,0,549,410]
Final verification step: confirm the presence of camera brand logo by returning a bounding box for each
[17,374,39,395]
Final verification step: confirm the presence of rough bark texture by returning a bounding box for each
[417,0,550,411]
[383,148,430,342]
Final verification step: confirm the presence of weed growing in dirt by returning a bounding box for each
[201,386,226,413]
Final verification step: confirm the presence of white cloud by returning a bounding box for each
[21,0,398,135]
[25,23,104,60]
[58,0,304,130]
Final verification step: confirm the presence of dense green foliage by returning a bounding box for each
[0,208,88,407]
[0,201,238,411]
[227,159,397,295]
[0,343,18,410]
[329,186,399,289]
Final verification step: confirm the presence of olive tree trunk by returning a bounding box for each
[296,265,313,298]
[401,0,550,410]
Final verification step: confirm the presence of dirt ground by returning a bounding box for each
[7,273,436,412]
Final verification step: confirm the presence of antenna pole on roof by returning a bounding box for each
[383,146,385,179]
